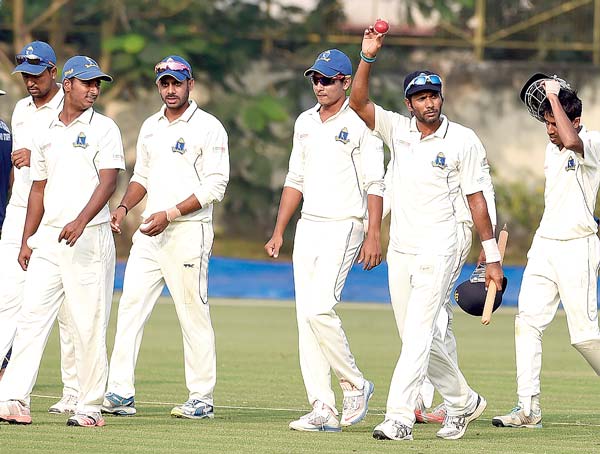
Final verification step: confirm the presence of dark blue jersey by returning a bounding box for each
[0,118,12,229]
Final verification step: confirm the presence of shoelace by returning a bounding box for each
[390,420,410,438]
[443,414,467,430]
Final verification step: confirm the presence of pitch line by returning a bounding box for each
[30,394,600,427]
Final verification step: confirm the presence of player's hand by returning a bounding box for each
[484,261,504,291]
[476,248,486,266]
[140,211,169,237]
[59,218,86,247]
[357,232,382,270]
[110,206,127,234]
[362,26,385,59]
[18,244,32,271]
[11,148,31,169]
[544,79,561,96]
[265,235,283,259]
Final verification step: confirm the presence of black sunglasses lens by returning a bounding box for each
[311,76,334,86]
[16,55,42,65]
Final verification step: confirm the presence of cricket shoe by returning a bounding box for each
[423,402,447,424]
[171,399,214,420]
[372,418,413,441]
[0,400,32,425]
[436,394,487,440]
[67,412,105,427]
[101,392,136,416]
[414,394,427,423]
[492,401,542,429]
[340,379,374,426]
[289,401,341,432]
[48,394,78,414]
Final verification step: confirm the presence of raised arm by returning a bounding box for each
[544,80,583,155]
[349,27,386,130]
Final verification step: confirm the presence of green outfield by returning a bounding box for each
[1,298,599,454]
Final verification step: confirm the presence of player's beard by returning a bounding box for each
[413,107,441,125]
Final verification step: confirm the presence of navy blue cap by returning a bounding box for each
[13,41,56,76]
[155,56,193,82]
[62,56,113,82]
[404,70,442,98]
[304,49,352,78]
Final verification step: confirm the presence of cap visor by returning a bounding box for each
[405,84,441,98]
[519,73,549,103]
[12,62,48,76]
[303,63,339,78]
[155,70,188,83]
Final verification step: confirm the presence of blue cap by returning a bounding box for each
[155,56,193,82]
[13,41,57,76]
[61,56,113,82]
[304,49,352,78]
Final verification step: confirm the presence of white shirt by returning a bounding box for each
[130,100,229,222]
[9,87,64,208]
[285,99,384,222]
[536,125,600,240]
[30,107,125,227]
[374,105,484,255]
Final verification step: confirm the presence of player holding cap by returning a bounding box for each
[493,75,600,428]
[0,41,80,415]
[349,27,503,440]
[102,56,229,420]
[265,49,384,432]
[0,55,124,427]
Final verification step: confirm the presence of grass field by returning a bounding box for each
[1,298,599,454]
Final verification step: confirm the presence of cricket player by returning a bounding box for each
[493,76,600,428]
[349,28,503,441]
[0,88,10,234]
[0,55,124,427]
[102,55,229,420]
[0,41,79,415]
[265,49,384,432]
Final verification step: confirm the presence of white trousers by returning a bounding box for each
[385,249,477,427]
[419,223,471,407]
[0,223,114,413]
[292,218,365,412]
[107,221,216,404]
[0,205,78,397]
[515,234,600,400]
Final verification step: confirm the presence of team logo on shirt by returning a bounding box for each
[432,152,447,169]
[73,132,89,148]
[335,127,349,144]
[565,156,576,171]
[172,137,187,154]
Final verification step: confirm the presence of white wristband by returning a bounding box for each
[482,238,501,263]
[166,206,182,222]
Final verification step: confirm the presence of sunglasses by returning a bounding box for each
[15,54,54,67]
[404,73,442,96]
[154,61,191,74]
[310,74,346,86]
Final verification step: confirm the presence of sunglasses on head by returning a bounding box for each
[15,54,54,67]
[404,73,442,97]
[310,74,346,86]
[154,61,191,74]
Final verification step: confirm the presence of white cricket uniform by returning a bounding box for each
[106,100,229,405]
[0,107,125,414]
[515,126,600,401]
[374,105,486,427]
[285,99,384,411]
[0,88,79,399]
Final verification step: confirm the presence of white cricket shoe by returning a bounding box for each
[0,400,32,424]
[340,379,374,426]
[492,396,542,428]
[289,401,341,432]
[436,394,487,440]
[48,394,78,414]
[372,418,413,441]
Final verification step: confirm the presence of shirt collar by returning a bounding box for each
[50,106,94,128]
[159,99,199,123]
[409,114,449,139]
[308,97,350,122]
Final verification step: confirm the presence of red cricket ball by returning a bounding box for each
[374,19,389,34]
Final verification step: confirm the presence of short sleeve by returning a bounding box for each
[96,120,125,171]
[459,132,485,196]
